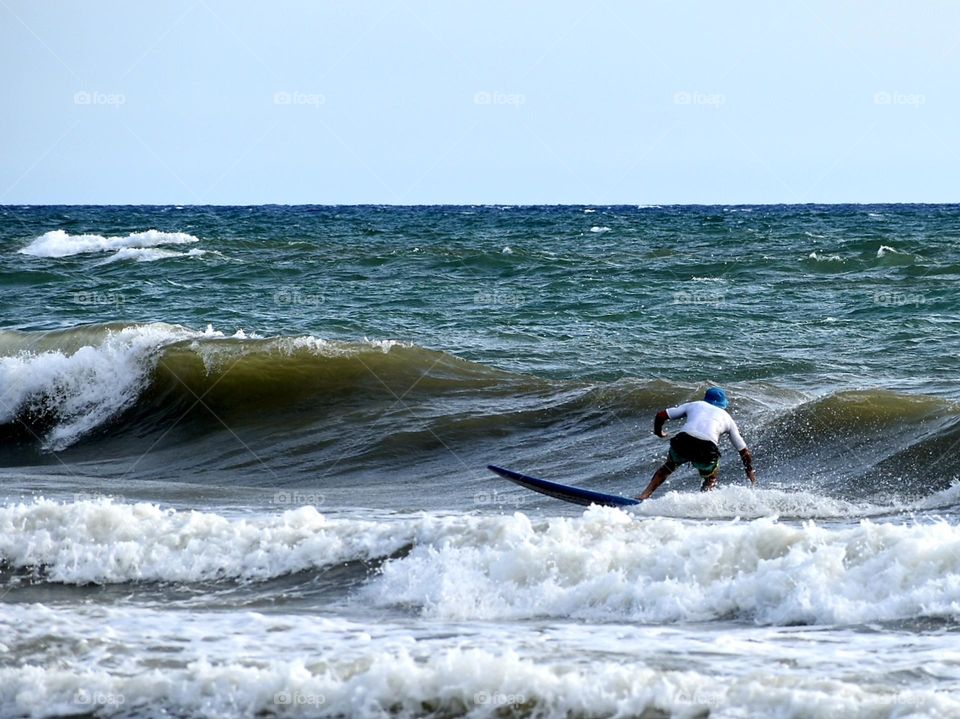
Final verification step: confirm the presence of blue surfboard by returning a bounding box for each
[487,465,641,507]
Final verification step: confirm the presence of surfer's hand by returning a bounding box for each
[655,430,668,439]
[746,468,756,485]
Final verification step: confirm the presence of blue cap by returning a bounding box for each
[704,387,728,409]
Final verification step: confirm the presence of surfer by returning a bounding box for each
[636,387,755,500]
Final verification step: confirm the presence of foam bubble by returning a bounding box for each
[589,226,612,233]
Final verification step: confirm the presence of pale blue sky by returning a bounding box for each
[2,1,958,204]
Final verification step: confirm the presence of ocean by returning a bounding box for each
[1,204,959,718]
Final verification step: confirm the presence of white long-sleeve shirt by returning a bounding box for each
[666,400,747,451]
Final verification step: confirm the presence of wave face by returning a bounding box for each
[753,389,960,496]
[0,323,541,462]
[1,322,959,502]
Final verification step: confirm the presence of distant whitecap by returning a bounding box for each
[20,229,200,258]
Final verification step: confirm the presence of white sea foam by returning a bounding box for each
[6,651,955,719]
[635,484,879,520]
[589,226,612,233]
[4,499,960,627]
[877,244,907,257]
[96,247,208,265]
[19,229,200,258]
[367,507,960,625]
[807,251,843,262]
[0,605,957,718]
[911,480,960,511]
[0,500,414,584]
[186,332,397,365]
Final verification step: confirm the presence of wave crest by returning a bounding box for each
[19,229,200,258]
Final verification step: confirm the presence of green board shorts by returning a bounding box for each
[666,432,722,478]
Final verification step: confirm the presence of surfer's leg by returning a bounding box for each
[699,471,718,492]
[690,445,720,492]
[637,460,677,500]
[697,460,720,492]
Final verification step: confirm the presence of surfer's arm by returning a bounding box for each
[653,410,670,438]
[656,404,688,438]
[728,421,756,484]
[739,448,756,484]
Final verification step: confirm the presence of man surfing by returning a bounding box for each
[636,387,755,500]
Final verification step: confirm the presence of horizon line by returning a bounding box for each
[3,201,958,209]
